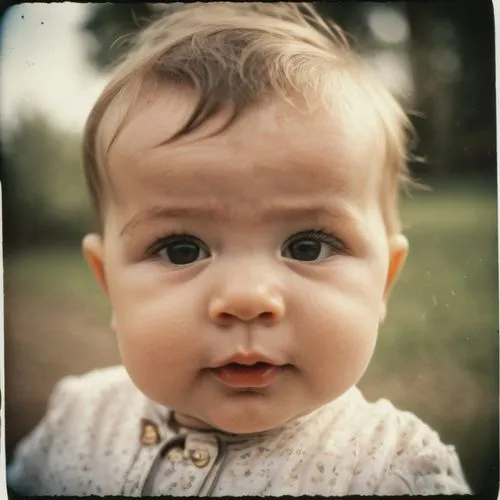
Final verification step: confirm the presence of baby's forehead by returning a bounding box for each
[101,81,385,169]
[97,84,387,229]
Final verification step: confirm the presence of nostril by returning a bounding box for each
[217,311,275,323]
[218,312,233,322]
[259,311,274,321]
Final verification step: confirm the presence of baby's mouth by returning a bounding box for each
[211,362,284,388]
[224,361,272,370]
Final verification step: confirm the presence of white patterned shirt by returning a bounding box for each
[7,365,471,496]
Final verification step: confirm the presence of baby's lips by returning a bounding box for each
[213,351,285,368]
[212,362,284,388]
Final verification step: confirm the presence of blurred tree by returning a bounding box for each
[80,3,170,71]
[1,110,93,248]
[404,2,455,179]
[405,1,495,181]
[451,1,495,179]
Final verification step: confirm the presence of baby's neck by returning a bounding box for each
[169,411,214,433]
[168,408,313,439]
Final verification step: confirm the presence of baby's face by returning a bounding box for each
[84,86,407,434]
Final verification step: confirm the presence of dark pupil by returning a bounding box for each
[167,241,200,265]
[289,239,321,261]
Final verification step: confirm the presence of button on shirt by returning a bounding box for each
[7,366,471,496]
[142,433,220,495]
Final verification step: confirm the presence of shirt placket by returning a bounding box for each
[139,432,222,496]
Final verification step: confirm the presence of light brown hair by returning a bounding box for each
[82,2,414,233]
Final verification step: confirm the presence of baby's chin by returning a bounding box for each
[172,397,329,435]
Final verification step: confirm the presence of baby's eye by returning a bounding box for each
[282,231,343,262]
[154,235,210,265]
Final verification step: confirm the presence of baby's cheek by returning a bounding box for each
[115,307,193,362]
[296,277,380,392]
[116,327,194,406]
[313,308,377,370]
[113,299,199,393]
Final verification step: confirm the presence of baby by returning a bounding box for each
[7,3,471,496]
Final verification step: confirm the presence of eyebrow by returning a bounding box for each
[119,203,355,236]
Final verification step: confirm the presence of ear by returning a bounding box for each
[82,233,117,331]
[82,233,108,295]
[380,233,409,322]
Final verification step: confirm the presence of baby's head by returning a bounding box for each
[82,3,410,434]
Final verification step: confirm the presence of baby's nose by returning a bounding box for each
[208,282,286,325]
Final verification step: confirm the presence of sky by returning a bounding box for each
[0,3,109,134]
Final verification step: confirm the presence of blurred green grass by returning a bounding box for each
[6,245,108,316]
[5,183,498,493]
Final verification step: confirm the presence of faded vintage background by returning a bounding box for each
[1,2,497,495]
